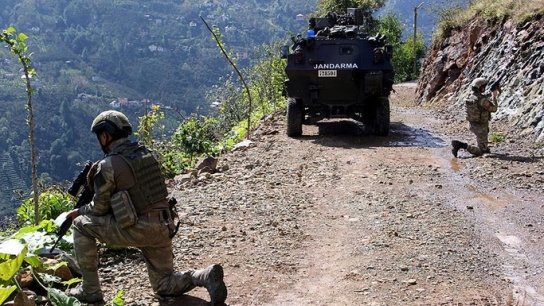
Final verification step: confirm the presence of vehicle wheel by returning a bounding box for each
[373,97,390,136]
[286,98,302,137]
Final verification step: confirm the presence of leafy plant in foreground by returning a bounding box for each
[0,223,81,305]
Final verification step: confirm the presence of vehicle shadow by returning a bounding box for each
[297,119,445,149]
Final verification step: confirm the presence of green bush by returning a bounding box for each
[143,113,223,178]
[16,187,73,225]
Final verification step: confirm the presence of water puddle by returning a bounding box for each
[465,185,507,209]
[385,123,444,148]
[450,158,462,172]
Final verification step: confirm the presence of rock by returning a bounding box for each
[13,290,37,306]
[15,271,34,288]
[36,258,74,281]
[195,155,218,171]
[233,139,254,151]
[175,173,195,184]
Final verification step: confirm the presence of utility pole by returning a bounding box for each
[413,2,424,79]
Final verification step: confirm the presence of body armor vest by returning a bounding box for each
[465,92,491,124]
[109,141,168,212]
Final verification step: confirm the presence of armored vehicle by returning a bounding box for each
[281,8,395,136]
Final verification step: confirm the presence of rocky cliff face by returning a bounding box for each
[416,14,544,144]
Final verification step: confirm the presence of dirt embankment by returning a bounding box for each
[83,83,544,306]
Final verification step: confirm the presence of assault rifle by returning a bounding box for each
[490,75,504,92]
[49,161,94,253]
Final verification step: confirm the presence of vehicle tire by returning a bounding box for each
[286,98,302,137]
[373,97,390,136]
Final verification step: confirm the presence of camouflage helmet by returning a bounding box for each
[471,77,488,89]
[91,110,132,135]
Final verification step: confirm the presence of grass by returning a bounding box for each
[433,0,544,40]
[464,0,544,22]
[489,132,505,143]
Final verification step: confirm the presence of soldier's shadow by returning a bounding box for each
[458,153,543,163]
[158,294,227,306]
[485,153,543,163]
[82,293,219,306]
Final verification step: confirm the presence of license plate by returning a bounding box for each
[318,70,337,77]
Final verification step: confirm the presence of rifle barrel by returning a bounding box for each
[49,162,95,254]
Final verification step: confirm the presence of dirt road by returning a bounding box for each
[97,83,544,306]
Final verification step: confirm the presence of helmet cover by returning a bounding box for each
[471,77,488,89]
[91,110,132,135]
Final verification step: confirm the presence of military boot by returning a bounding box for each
[451,140,467,158]
[68,270,103,303]
[69,286,104,303]
[191,264,227,306]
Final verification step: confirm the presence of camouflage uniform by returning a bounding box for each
[72,138,195,295]
[451,78,498,158]
[464,90,497,156]
[70,110,227,305]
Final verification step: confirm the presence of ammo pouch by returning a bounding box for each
[111,190,138,228]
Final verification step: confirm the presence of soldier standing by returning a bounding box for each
[451,77,500,157]
[65,110,227,305]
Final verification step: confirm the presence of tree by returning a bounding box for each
[377,11,425,82]
[1,27,40,224]
[201,17,253,138]
[377,10,404,46]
